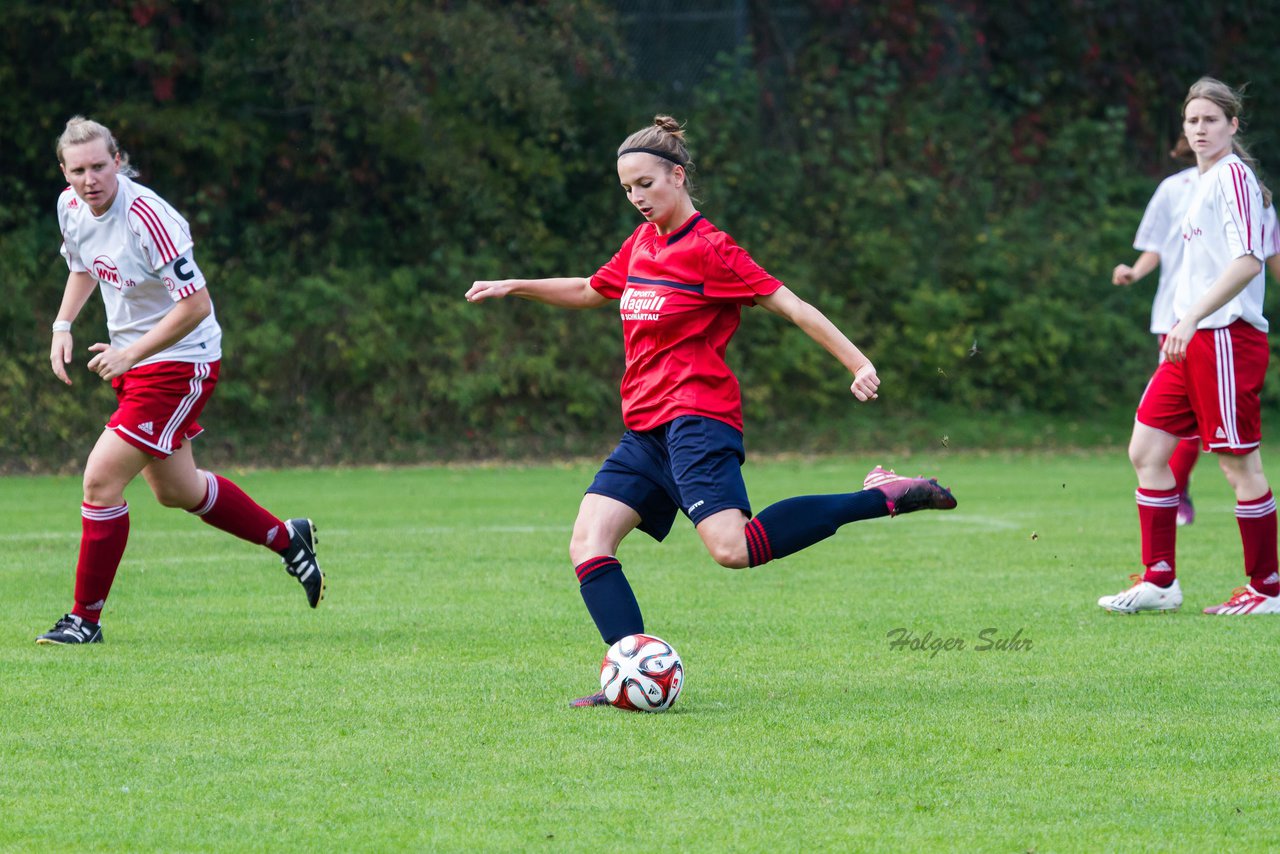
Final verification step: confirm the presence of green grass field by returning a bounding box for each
[3,452,1279,852]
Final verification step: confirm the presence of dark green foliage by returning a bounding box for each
[2,1,1279,471]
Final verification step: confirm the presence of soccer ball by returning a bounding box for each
[599,633,684,712]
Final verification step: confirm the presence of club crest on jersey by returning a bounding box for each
[620,288,667,321]
[92,255,125,289]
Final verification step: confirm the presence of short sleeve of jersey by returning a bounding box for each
[590,230,638,299]
[127,194,195,271]
[1216,161,1264,261]
[1262,203,1280,261]
[699,231,783,301]
[159,251,208,302]
[57,190,88,273]
[1133,180,1172,252]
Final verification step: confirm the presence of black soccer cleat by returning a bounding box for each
[282,518,325,608]
[863,465,958,516]
[36,613,103,645]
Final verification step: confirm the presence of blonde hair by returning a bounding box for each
[618,115,696,197]
[56,115,138,178]
[1183,77,1272,207]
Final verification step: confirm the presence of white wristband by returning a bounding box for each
[52,320,72,333]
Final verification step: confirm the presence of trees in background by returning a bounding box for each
[2,0,1277,470]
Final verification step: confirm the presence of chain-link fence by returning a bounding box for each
[613,1,810,96]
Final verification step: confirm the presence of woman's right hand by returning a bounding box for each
[1112,263,1135,286]
[465,280,511,303]
[50,331,73,385]
[1161,318,1195,364]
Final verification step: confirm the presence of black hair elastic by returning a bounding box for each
[618,146,686,167]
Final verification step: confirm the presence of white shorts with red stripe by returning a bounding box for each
[106,360,220,458]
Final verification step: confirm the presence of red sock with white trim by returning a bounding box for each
[72,502,130,623]
[188,471,290,552]
[1236,491,1280,596]
[1137,487,1178,586]
[1169,439,1199,495]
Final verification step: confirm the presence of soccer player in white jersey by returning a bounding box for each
[1112,136,1201,526]
[1265,202,1280,282]
[1099,78,1280,615]
[36,116,325,645]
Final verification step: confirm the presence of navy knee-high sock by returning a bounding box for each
[576,556,644,644]
[744,491,890,566]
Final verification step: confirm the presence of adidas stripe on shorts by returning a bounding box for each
[1137,320,1267,454]
[105,360,220,458]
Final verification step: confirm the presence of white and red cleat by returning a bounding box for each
[1202,585,1280,615]
[1097,574,1183,613]
[863,465,957,516]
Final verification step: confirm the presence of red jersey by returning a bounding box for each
[590,212,783,432]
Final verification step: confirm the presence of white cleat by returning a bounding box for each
[1202,585,1280,615]
[1098,575,1182,614]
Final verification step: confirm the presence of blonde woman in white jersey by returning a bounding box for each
[1112,136,1201,527]
[1100,78,1278,615]
[37,117,325,645]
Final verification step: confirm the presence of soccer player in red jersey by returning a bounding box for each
[1098,79,1280,615]
[36,117,324,645]
[467,115,957,703]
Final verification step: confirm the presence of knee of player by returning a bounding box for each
[568,536,594,568]
[1127,442,1155,471]
[705,540,749,569]
[151,486,191,508]
[82,472,125,506]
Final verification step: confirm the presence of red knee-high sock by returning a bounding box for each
[72,502,130,622]
[188,471,289,552]
[1137,487,1178,585]
[1236,491,1279,596]
[1169,440,1200,494]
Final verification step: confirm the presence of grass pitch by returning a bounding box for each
[2,453,1278,852]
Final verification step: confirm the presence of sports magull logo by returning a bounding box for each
[620,288,667,321]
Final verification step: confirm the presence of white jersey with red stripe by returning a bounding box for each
[1175,153,1267,332]
[1263,201,1280,261]
[1133,166,1198,334]
[58,174,221,365]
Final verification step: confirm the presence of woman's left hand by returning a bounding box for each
[850,363,880,402]
[86,343,136,382]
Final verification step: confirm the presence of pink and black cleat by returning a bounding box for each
[568,690,610,708]
[1177,492,1196,527]
[863,466,957,516]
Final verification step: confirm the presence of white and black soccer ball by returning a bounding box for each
[599,633,684,712]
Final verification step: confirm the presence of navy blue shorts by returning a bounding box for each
[586,415,751,541]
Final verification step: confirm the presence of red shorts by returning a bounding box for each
[106,361,220,458]
[1136,320,1267,454]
